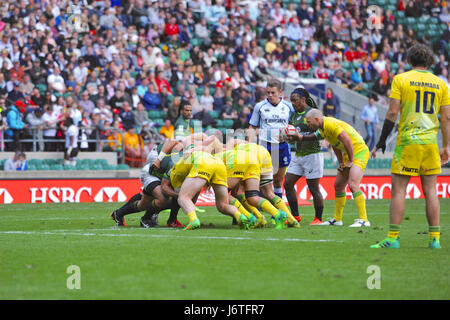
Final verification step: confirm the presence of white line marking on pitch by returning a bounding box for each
[0,230,342,243]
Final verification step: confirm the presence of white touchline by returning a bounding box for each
[0,230,342,243]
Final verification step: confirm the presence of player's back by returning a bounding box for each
[390,69,450,146]
[319,116,366,152]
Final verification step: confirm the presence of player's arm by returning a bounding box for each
[331,145,344,171]
[153,139,181,168]
[372,98,400,157]
[337,131,354,168]
[161,177,178,198]
[440,105,450,164]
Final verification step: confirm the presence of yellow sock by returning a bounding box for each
[334,192,346,221]
[187,211,198,223]
[429,226,440,240]
[230,198,252,218]
[387,224,400,239]
[272,195,295,223]
[353,191,368,221]
[237,195,263,219]
[257,199,279,217]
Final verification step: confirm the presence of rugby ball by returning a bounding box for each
[280,124,297,141]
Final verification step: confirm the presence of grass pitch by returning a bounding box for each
[0,199,449,300]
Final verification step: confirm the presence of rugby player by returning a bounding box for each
[289,109,371,227]
[370,44,450,249]
[248,79,295,199]
[283,88,325,225]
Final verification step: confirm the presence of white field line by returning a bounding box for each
[0,230,342,243]
[2,211,446,222]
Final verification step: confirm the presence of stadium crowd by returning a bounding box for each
[0,0,449,167]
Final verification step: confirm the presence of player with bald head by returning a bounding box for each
[286,108,371,227]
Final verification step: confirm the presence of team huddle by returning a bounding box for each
[110,44,450,249]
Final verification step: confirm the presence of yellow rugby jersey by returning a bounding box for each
[390,69,450,146]
[315,116,367,154]
[233,143,272,172]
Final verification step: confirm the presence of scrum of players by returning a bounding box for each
[110,86,372,230]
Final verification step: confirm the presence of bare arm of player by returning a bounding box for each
[332,145,344,171]
[337,131,354,169]
[161,178,178,198]
[153,139,182,168]
[440,105,450,165]
[371,98,400,158]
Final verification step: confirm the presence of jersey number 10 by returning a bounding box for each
[415,90,435,114]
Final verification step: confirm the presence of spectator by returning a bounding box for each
[25,107,45,151]
[119,101,136,129]
[314,60,329,79]
[142,83,161,110]
[360,96,379,151]
[199,87,214,112]
[159,118,174,139]
[6,100,26,151]
[123,126,144,168]
[79,90,96,115]
[322,88,341,118]
[133,102,150,129]
[4,151,27,171]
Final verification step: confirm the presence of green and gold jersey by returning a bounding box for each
[290,106,321,156]
[315,116,367,155]
[390,69,450,146]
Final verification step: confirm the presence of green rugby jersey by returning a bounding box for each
[290,107,321,157]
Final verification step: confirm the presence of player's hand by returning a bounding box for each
[337,162,344,172]
[370,147,378,159]
[440,147,450,165]
[153,158,161,168]
[344,160,353,169]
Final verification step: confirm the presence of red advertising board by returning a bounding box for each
[0,176,450,205]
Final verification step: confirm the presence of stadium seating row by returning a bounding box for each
[0,158,129,171]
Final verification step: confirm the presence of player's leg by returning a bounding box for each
[177,177,206,230]
[320,168,348,226]
[347,164,370,227]
[303,152,325,225]
[233,184,266,228]
[370,173,409,248]
[213,184,250,229]
[260,180,299,227]
[421,174,441,248]
[111,192,143,226]
[244,178,288,230]
[284,154,303,222]
[306,178,324,224]
[166,197,184,228]
[138,185,171,228]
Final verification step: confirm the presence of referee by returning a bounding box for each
[248,79,294,199]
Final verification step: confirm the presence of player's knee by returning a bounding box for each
[348,180,360,194]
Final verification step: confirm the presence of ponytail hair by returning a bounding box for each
[291,87,318,109]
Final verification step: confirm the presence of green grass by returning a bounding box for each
[0,199,449,300]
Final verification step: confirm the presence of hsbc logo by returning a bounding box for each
[0,188,13,204]
[94,187,127,202]
[28,186,126,203]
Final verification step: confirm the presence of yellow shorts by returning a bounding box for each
[227,162,261,181]
[391,144,441,176]
[186,156,228,187]
[170,161,192,190]
[257,146,273,175]
[343,146,370,172]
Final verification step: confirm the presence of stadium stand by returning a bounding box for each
[0,0,449,171]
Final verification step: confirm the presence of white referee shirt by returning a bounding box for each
[249,98,294,144]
